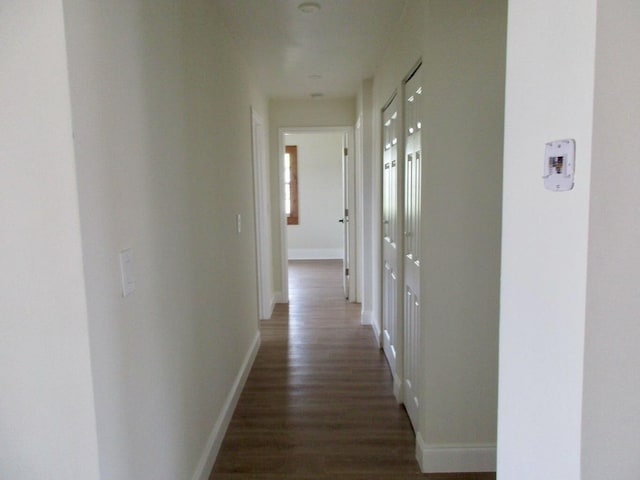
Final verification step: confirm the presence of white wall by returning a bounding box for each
[357,79,376,326]
[419,3,505,461]
[286,132,344,259]
[581,2,640,478]
[0,2,101,478]
[365,0,506,471]
[61,0,267,478]
[497,1,597,479]
[269,98,356,299]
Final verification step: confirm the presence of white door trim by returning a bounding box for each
[355,115,364,304]
[251,108,274,319]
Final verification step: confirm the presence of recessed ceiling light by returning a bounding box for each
[298,2,321,14]
[310,92,324,99]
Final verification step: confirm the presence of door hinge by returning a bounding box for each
[345,268,349,276]
[344,147,348,156]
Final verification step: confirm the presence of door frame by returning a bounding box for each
[277,126,358,302]
[251,108,274,319]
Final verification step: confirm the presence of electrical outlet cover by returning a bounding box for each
[543,139,575,192]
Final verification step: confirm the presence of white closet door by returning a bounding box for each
[381,94,403,399]
[403,65,423,429]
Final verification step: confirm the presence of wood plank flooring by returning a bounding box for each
[210,260,495,480]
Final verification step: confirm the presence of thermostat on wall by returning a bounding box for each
[543,139,575,192]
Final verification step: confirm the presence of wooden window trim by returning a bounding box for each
[286,145,299,225]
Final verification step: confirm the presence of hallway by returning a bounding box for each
[210,260,495,479]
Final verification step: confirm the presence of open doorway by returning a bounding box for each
[278,127,357,303]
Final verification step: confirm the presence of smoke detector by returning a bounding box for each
[298,2,321,14]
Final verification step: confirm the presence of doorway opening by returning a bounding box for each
[277,126,358,304]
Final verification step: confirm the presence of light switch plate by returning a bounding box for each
[119,248,136,297]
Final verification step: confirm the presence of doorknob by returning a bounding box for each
[338,218,344,223]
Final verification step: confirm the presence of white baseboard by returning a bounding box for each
[360,309,372,325]
[273,291,286,304]
[415,432,496,473]
[191,332,261,480]
[259,295,276,320]
[287,248,342,260]
[360,310,371,325]
[362,310,381,347]
[267,294,276,318]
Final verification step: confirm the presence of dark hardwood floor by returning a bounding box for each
[210,260,495,480]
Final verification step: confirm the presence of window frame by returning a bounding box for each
[285,145,299,225]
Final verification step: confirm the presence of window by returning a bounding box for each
[284,145,299,225]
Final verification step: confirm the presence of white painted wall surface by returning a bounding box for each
[0,2,101,478]
[581,2,640,478]
[62,0,266,478]
[418,4,505,462]
[497,1,596,479]
[286,132,343,259]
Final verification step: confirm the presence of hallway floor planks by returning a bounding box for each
[210,260,495,480]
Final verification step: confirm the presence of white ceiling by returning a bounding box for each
[211,0,408,99]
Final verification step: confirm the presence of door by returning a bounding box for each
[341,132,357,301]
[403,64,423,429]
[381,94,403,399]
[342,134,350,299]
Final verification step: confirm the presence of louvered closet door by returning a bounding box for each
[403,65,422,429]
[381,94,403,398]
